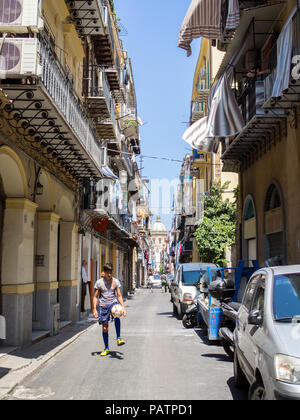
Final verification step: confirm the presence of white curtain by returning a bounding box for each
[183,71,244,151]
[271,7,296,98]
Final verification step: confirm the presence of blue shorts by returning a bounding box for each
[97,302,117,325]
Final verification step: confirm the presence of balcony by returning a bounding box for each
[92,4,125,101]
[218,0,273,51]
[113,142,135,178]
[94,95,118,140]
[190,100,205,123]
[85,71,111,119]
[64,0,106,37]
[0,37,104,181]
[222,77,286,164]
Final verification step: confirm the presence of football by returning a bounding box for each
[111,304,123,318]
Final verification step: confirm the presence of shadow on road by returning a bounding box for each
[156,312,176,318]
[201,353,232,363]
[227,377,248,400]
[91,351,124,360]
[0,367,11,380]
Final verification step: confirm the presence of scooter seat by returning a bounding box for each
[228,302,241,312]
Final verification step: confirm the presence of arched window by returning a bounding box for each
[245,199,255,220]
[264,184,281,212]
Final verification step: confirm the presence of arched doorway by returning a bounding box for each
[263,182,286,265]
[243,196,257,264]
[0,146,34,346]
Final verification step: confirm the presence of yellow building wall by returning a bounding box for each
[241,113,300,265]
[42,0,85,98]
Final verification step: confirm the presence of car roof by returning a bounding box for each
[257,265,300,276]
[181,263,217,272]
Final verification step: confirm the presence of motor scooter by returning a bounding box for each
[208,275,238,358]
[182,297,198,329]
[219,300,241,358]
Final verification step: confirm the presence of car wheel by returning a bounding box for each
[177,304,183,320]
[249,380,266,400]
[233,350,248,389]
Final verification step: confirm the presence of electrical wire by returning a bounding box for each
[106,148,224,165]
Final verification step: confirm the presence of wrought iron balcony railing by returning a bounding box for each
[39,39,103,170]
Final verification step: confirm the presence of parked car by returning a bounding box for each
[234,265,300,400]
[171,263,217,320]
[150,274,162,289]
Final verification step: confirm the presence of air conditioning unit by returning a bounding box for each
[0,38,42,78]
[99,146,108,166]
[0,0,44,33]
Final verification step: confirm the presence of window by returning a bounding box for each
[273,274,300,320]
[243,275,260,311]
[264,184,281,212]
[251,277,265,313]
[245,200,255,220]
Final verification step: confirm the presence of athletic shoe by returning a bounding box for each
[100,349,110,357]
[117,338,125,346]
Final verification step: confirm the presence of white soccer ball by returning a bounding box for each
[111,304,123,318]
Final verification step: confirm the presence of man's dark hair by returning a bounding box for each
[103,263,113,272]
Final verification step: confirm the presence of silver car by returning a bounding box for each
[234,266,300,400]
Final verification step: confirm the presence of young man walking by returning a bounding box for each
[92,263,127,357]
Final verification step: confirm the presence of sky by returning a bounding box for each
[114,0,201,230]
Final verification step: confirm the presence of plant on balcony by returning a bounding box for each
[121,119,138,137]
[194,181,237,267]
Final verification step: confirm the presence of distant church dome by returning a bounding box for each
[152,215,167,232]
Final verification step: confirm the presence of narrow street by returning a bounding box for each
[6,289,246,401]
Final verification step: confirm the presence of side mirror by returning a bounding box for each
[248,309,263,326]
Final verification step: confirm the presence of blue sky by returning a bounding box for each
[114,0,201,230]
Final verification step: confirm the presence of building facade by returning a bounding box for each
[0,0,147,347]
[219,0,300,267]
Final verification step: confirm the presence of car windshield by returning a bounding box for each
[154,275,161,280]
[273,274,300,321]
[182,270,206,285]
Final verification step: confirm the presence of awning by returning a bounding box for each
[183,71,244,151]
[178,0,223,57]
[100,166,118,180]
[226,0,240,30]
[182,116,214,152]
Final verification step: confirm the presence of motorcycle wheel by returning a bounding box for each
[221,338,234,359]
[182,314,194,329]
